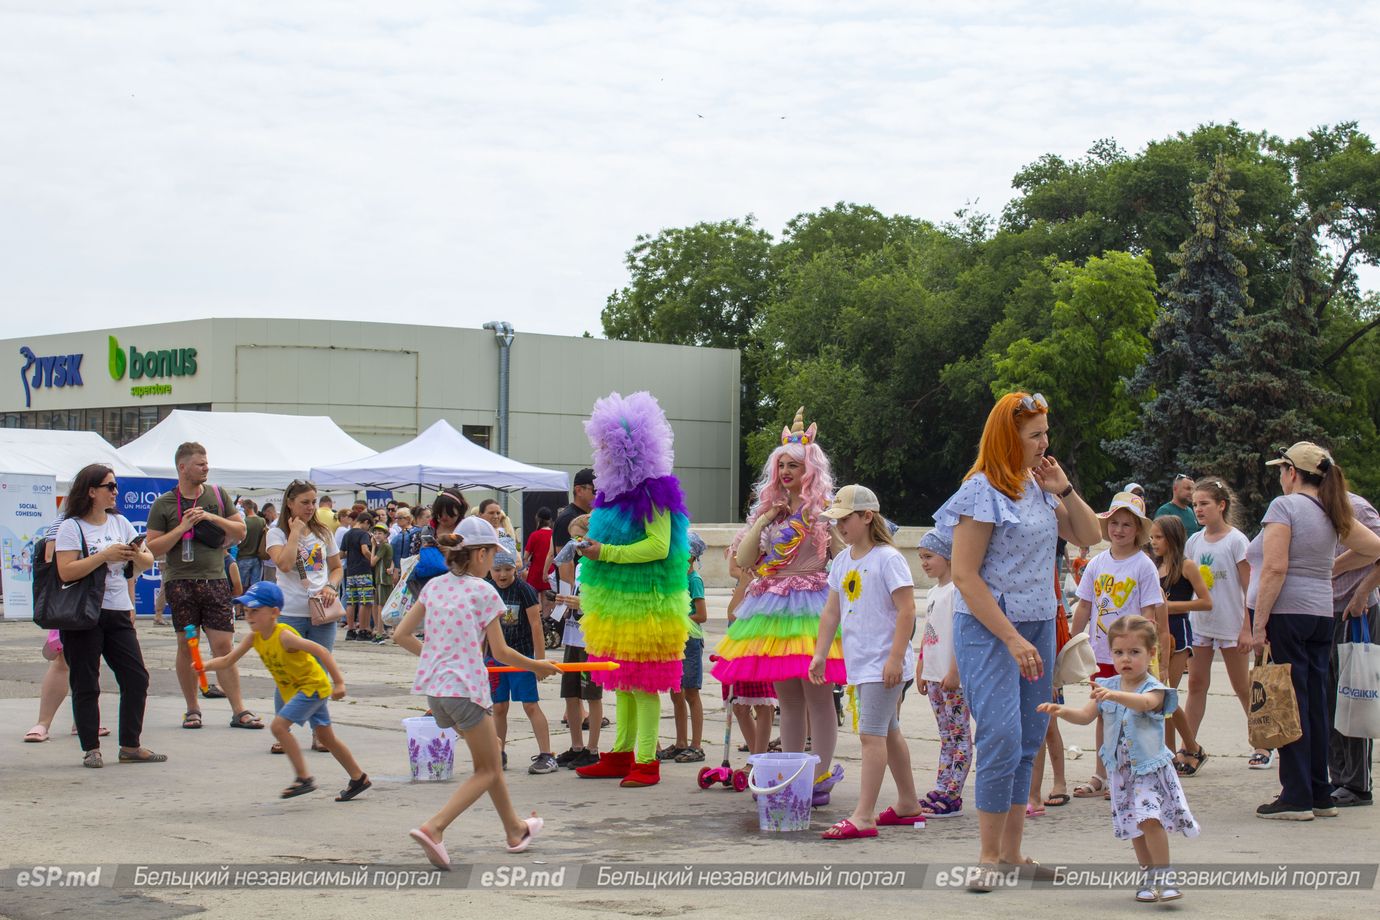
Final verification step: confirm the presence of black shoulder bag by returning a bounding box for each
[33,526,106,631]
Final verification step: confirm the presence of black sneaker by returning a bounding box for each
[555,747,585,768]
[569,749,599,769]
[346,630,359,640]
[1313,801,1339,818]
[1256,799,1314,821]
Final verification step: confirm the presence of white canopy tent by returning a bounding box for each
[0,429,146,490]
[117,410,376,489]
[309,419,568,492]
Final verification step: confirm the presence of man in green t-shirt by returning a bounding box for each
[145,441,259,731]
[1154,473,1201,536]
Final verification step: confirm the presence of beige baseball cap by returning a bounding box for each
[1265,441,1333,475]
[821,484,882,519]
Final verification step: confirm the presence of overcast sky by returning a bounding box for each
[3,1,1377,342]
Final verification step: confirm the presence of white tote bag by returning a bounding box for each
[1336,617,1380,740]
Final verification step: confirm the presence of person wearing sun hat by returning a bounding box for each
[1068,490,1167,798]
[1250,441,1380,819]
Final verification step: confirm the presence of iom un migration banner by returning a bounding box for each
[118,476,178,616]
[0,472,58,620]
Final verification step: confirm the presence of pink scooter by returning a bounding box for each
[698,659,749,791]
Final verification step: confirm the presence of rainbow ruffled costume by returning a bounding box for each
[575,391,690,788]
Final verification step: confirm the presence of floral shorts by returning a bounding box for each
[167,579,235,633]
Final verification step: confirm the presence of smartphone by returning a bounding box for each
[129,534,147,549]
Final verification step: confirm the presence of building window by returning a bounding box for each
[5,403,215,446]
[462,425,492,451]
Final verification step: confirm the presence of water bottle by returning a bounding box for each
[181,534,194,562]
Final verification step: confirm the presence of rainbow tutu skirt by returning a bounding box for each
[712,573,845,684]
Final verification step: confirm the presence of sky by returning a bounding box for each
[2,1,1378,342]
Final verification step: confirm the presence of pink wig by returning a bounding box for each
[748,441,834,530]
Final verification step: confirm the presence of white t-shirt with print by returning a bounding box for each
[1184,528,1249,639]
[266,527,339,619]
[1075,549,1165,664]
[56,515,138,611]
[412,572,505,707]
[827,544,916,685]
[920,581,957,682]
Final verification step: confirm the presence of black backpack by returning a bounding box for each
[32,525,105,631]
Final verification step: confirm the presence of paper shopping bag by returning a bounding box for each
[1248,655,1302,750]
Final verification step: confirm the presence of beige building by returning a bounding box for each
[5,319,741,524]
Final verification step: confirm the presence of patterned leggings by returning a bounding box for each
[925,681,973,797]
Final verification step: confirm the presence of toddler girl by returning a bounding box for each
[915,529,970,818]
[1041,615,1198,903]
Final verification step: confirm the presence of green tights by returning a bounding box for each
[612,690,662,764]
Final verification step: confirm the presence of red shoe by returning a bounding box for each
[619,759,660,788]
[575,750,634,779]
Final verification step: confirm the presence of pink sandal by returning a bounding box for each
[506,816,544,853]
[876,806,926,827]
[408,828,450,870]
[821,818,878,840]
[24,725,49,743]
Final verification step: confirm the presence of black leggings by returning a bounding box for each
[60,609,150,751]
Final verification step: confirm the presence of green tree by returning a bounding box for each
[992,252,1158,498]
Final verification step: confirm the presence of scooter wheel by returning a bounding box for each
[697,767,715,789]
[731,769,749,792]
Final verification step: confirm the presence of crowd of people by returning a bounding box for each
[20,391,1380,903]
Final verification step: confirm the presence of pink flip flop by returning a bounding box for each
[409,828,451,870]
[505,816,544,853]
[821,818,878,840]
[1026,804,1046,818]
[24,725,49,743]
[876,806,926,827]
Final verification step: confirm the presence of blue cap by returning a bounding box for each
[688,532,707,560]
[234,581,284,609]
[919,529,952,560]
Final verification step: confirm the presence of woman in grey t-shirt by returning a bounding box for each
[1248,442,1380,820]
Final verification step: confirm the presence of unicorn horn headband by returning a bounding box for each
[780,406,818,446]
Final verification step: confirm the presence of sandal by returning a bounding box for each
[281,776,317,798]
[118,748,168,763]
[821,818,877,840]
[767,737,782,753]
[1072,775,1106,798]
[876,806,926,826]
[201,684,227,699]
[230,711,265,729]
[336,774,371,802]
[270,742,285,755]
[1044,793,1071,807]
[409,827,451,869]
[24,725,49,743]
[920,790,963,818]
[1248,749,1274,769]
[505,815,544,853]
[83,750,103,768]
[657,746,686,762]
[182,710,203,730]
[1025,804,1046,818]
[674,747,705,763]
[311,738,331,753]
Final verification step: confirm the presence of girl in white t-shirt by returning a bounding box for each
[810,485,921,839]
[1070,492,1166,797]
[1182,479,1266,765]
[394,520,560,869]
[916,528,970,818]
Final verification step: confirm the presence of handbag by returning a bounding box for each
[33,526,106,631]
[1052,631,1096,688]
[1336,617,1380,739]
[178,485,231,550]
[1248,653,1303,750]
[294,535,346,626]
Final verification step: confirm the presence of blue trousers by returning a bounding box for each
[236,557,262,589]
[1267,613,1333,808]
[954,612,1054,814]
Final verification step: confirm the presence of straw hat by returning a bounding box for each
[1097,491,1154,544]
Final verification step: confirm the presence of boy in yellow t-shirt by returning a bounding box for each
[203,582,370,801]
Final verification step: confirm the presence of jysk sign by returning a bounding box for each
[18,347,84,408]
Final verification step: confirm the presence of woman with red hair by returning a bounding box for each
[933,392,1100,889]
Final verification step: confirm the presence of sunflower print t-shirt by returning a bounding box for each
[826,544,916,685]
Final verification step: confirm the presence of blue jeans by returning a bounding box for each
[954,612,1054,813]
[236,557,262,589]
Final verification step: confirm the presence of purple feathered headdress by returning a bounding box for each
[584,391,675,501]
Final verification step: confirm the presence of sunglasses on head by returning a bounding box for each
[1174,473,1193,482]
[1016,393,1048,414]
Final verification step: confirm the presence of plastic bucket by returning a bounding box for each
[403,717,458,781]
[746,752,820,832]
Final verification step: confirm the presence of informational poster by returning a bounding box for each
[117,476,178,616]
[365,489,393,510]
[0,472,59,620]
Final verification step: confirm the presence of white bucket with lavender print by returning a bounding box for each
[403,717,459,781]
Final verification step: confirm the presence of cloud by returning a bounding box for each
[1,1,1377,340]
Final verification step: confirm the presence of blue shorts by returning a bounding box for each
[494,669,540,704]
[1168,613,1194,654]
[681,637,704,690]
[277,691,331,728]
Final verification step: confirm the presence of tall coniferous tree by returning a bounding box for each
[1108,156,1250,495]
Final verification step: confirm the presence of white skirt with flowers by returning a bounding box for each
[1108,734,1200,840]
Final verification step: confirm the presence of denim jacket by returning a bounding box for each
[1096,673,1178,776]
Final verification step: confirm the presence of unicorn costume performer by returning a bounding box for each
[574,391,691,788]
[712,408,847,804]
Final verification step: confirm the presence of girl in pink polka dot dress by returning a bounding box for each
[394,517,561,869]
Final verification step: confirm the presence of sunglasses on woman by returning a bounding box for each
[1016,393,1048,414]
[97,481,119,492]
